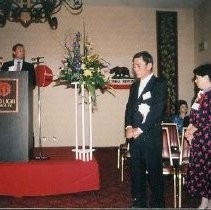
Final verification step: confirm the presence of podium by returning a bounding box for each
[0,71,34,162]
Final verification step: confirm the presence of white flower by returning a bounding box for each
[138,103,150,123]
[81,64,86,70]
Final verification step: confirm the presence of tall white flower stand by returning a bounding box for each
[72,82,95,161]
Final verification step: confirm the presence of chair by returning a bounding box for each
[162,126,177,208]
[117,139,129,169]
[162,123,181,160]
[120,142,130,181]
[178,127,190,208]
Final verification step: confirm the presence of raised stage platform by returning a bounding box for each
[0,147,100,197]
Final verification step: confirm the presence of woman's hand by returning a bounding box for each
[185,124,197,144]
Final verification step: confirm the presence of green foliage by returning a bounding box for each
[55,32,113,107]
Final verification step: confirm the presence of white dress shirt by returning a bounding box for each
[138,73,153,98]
[14,59,23,71]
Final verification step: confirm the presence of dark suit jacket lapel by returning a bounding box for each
[8,61,14,67]
[22,61,27,71]
[133,79,140,99]
[138,75,156,101]
[8,61,14,70]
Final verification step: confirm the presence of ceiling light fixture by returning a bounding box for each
[0,0,83,29]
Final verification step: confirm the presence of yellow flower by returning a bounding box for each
[87,54,99,61]
[81,64,86,70]
[84,69,92,77]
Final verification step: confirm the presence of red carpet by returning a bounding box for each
[0,147,100,197]
[0,148,200,208]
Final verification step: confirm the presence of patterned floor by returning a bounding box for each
[0,147,200,208]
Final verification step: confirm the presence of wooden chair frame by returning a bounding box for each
[120,143,130,181]
[178,127,190,208]
[117,140,129,169]
[161,123,181,160]
[162,126,177,208]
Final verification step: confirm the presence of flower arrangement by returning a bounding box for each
[55,32,112,107]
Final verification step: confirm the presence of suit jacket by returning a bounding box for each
[1,60,36,88]
[125,75,167,145]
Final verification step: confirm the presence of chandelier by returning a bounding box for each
[0,0,83,29]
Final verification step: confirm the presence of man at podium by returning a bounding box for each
[0,43,36,162]
[1,43,36,88]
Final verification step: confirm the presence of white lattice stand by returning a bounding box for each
[72,82,95,161]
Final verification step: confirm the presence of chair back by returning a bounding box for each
[179,127,190,165]
[162,126,173,166]
[162,123,180,151]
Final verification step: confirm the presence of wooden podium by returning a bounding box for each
[0,71,34,162]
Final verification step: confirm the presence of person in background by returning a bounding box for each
[170,99,189,135]
[125,51,167,208]
[1,43,36,88]
[185,63,211,209]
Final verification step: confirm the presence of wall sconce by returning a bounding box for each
[0,0,83,29]
[198,41,208,52]
[20,9,32,27]
[48,16,58,30]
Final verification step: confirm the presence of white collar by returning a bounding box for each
[14,59,23,63]
[140,73,153,86]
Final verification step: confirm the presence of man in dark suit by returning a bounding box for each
[125,51,167,208]
[1,43,36,88]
